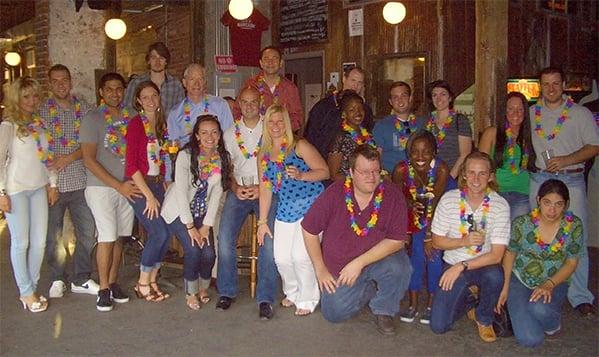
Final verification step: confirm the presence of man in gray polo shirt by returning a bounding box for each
[529,66,599,317]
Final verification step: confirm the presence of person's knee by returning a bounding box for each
[429,314,451,334]
[529,301,554,321]
[481,266,504,289]
[321,301,349,323]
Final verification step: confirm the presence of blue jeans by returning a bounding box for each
[499,191,530,223]
[507,274,568,348]
[408,230,442,293]
[5,187,48,297]
[530,172,594,307]
[167,218,216,295]
[321,250,412,322]
[430,264,503,333]
[45,189,96,285]
[129,181,170,272]
[216,193,278,304]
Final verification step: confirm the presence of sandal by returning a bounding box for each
[150,281,170,300]
[134,283,162,302]
[199,289,210,304]
[280,298,294,308]
[20,295,48,313]
[294,308,311,316]
[186,294,201,311]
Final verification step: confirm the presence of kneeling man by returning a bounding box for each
[302,145,412,335]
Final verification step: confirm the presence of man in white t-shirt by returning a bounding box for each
[430,151,510,343]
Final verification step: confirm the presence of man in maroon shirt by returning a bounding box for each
[302,145,412,335]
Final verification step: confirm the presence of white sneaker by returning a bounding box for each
[71,279,100,295]
[49,280,67,298]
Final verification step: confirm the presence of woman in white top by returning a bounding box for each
[0,77,58,312]
[161,115,232,310]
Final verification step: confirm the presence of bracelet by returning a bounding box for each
[423,238,432,243]
[546,278,556,287]
[186,225,195,230]
[256,219,268,226]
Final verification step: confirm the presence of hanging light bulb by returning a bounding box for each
[105,18,127,40]
[383,2,407,25]
[4,51,21,66]
[229,0,253,21]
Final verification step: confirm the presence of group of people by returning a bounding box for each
[1,40,597,349]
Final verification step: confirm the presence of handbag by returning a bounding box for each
[493,307,513,337]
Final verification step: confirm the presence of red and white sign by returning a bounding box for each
[214,55,237,73]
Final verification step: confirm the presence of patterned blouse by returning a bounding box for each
[508,213,582,289]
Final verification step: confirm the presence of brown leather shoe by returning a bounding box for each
[575,303,596,317]
[468,308,496,342]
[374,315,396,336]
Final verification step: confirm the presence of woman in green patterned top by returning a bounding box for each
[496,179,581,348]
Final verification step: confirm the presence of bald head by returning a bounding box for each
[239,86,260,121]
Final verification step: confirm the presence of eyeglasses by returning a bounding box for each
[539,198,566,209]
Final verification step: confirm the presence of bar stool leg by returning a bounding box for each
[250,214,258,299]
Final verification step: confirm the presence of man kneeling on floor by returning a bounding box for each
[302,145,412,335]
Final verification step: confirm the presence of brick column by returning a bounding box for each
[34,0,50,91]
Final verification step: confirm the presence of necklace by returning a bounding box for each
[407,162,436,230]
[342,121,376,147]
[198,150,221,180]
[48,97,82,148]
[534,97,574,141]
[426,110,455,148]
[257,74,280,115]
[260,137,288,193]
[394,114,417,150]
[505,123,529,175]
[344,176,384,238]
[140,113,166,166]
[234,117,261,159]
[28,114,54,166]
[459,188,491,255]
[530,208,573,252]
[100,101,130,158]
[183,96,210,134]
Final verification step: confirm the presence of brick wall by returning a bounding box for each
[34,0,50,91]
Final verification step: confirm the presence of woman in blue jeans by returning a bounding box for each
[0,77,58,312]
[125,81,172,302]
[161,115,232,310]
[496,179,581,347]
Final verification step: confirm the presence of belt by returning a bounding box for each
[145,175,164,184]
[538,168,584,175]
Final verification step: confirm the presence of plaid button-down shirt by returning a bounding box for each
[39,97,92,193]
[123,72,185,116]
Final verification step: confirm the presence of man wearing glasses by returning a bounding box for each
[302,145,411,335]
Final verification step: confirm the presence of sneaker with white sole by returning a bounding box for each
[399,306,418,323]
[96,288,113,312]
[110,283,129,304]
[49,280,67,298]
[419,307,432,324]
[71,279,100,295]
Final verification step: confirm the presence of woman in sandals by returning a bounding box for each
[0,77,58,312]
[161,115,232,310]
[125,81,172,302]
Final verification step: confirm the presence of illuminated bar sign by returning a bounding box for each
[507,79,541,101]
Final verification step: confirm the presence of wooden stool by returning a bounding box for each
[236,213,258,298]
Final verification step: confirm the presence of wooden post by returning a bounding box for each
[474,1,508,143]
[190,0,205,66]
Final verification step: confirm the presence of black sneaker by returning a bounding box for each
[216,296,233,311]
[96,288,113,312]
[109,283,130,304]
[259,302,274,320]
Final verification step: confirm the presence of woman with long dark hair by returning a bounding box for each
[161,115,232,310]
[479,91,536,221]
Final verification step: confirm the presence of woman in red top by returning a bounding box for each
[125,81,171,302]
[393,130,449,324]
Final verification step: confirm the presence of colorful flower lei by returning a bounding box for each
[257,74,280,116]
[534,96,574,141]
[342,121,376,148]
[459,188,490,255]
[260,136,288,193]
[100,101,129,158]
[234,117,261,159]
[426,110,455,148]
[140,113,166,166]
[28,114,54,167]
[198,150,221,180]
[394,114,417,150]
[48,96,82,148]
[407,162,435,230]
[505,123,529,175]
[344,176,384,238]
[530,208,573,252]
[183,96,210,134]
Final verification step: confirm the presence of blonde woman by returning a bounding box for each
[0,77,58,312]
[257,105,329,316]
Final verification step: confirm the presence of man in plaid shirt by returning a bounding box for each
[39,64,100,299]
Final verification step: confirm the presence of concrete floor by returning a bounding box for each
[1,220,598,356]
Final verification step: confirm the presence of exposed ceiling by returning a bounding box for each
[0,0,35,33]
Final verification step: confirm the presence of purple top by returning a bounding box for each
[302,179,408,277]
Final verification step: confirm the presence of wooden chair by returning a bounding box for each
[236,213,258,298]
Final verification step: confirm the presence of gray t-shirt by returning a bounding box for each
[529,97,599,170]
[432,112,472,170]
[80,107,132,187]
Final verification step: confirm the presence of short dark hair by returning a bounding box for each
[349,144,381,170]
[339,90,364,113]
[406,129,437,158]
[539,66,564,82]
[426,79,455,110]
[146,42,171,64]
[537,179,569,203]
[389,81,412,97]
[344,65,365,78]
[48,64,71,79]
[260,46,282,60]
[99,72,126,89]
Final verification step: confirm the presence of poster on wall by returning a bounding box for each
[279,0,328,46]
[348,8,363,37]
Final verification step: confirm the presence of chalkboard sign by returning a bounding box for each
[279,0,328,45]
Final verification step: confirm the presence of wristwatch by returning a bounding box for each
[461,261,469,271]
